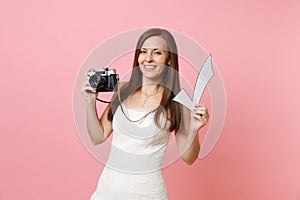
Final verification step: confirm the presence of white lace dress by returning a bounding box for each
[90,104,171,200]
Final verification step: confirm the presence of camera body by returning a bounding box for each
[88,68,119,92]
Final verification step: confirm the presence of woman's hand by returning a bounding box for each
[81,70,98,105]
[190,103,209,133]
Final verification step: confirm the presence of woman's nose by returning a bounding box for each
[145,52,153,62]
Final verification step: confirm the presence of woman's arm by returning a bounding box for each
[85,103,112,145]
[175,104,209,165]
[81,72,113,145]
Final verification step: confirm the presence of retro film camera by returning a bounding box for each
[88,68,119,92]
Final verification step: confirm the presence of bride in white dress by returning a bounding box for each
[81,28,209,200]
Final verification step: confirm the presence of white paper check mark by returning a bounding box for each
[173,55,214,111]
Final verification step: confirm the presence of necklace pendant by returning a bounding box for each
[141,90,159,108]
[141,97,148,108]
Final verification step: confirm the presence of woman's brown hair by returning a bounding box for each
[107,28,182,132]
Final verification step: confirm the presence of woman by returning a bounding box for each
[81,28,209,200]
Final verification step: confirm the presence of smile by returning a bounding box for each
[144,65,157,69]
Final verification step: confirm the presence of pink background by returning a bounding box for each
[1,0,299,199]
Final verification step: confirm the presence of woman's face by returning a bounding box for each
[138,36,170,82]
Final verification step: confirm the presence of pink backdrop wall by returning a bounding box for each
[1,0,299,199]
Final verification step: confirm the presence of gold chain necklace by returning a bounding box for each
[141,90,160,108]
[117,83,159,123]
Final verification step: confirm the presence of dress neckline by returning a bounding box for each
[121,103,160,113]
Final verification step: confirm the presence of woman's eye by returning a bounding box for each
[154,51,161,55]
[140,50,147,54]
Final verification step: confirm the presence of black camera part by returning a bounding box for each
[88,68,119,92]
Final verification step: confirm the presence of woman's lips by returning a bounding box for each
[144,65,157,70]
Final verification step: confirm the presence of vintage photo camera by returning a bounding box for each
[88,68,119,92]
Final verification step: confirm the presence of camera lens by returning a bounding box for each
[89,75,100,88]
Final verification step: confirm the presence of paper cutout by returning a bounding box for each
[173,55,214,111]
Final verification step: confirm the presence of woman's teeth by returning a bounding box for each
[144,65,156,69]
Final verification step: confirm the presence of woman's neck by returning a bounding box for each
[141,76,164,93]
[141,83,162,95]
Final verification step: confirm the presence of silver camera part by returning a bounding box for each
[87,68,116,77]
[87,69,96,77]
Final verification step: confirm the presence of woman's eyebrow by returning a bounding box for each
[141,48,161,51]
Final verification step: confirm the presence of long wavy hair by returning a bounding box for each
[107,28,182,132]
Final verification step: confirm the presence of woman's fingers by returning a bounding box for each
[81,84,96,94]
[193,104,208,115]
[194,103,206,108]
[81,74,97,94]
[80,69,98,104]
[191,113,201,120]
[191,103,209,127]
[193,103,207,109]
[193,110,206,115]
